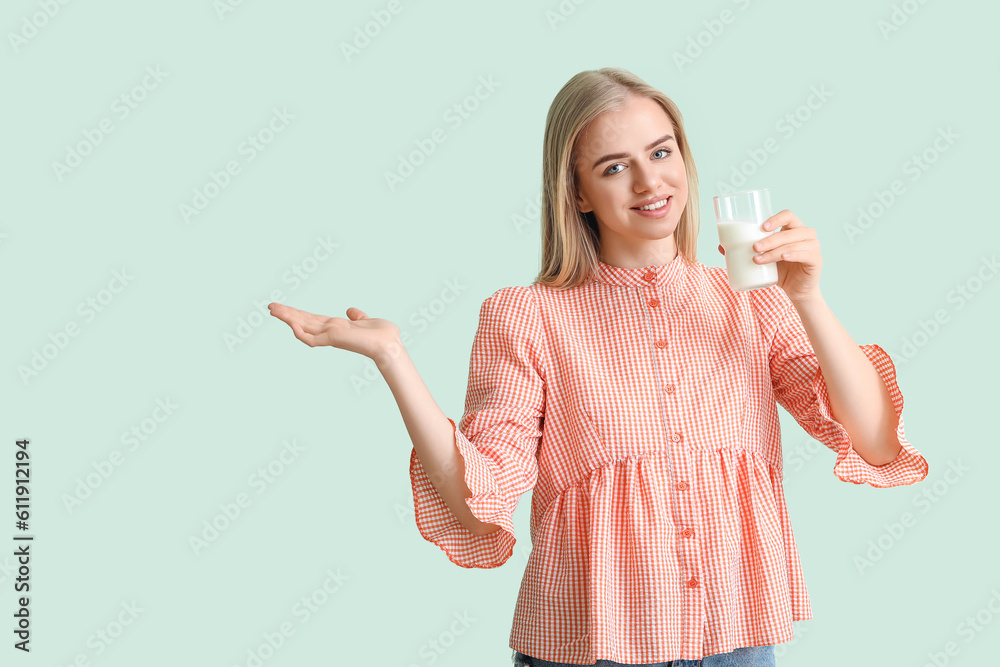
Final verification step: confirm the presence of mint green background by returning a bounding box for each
[2,0,997,664]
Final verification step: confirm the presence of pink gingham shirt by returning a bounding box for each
[408,252,928,664]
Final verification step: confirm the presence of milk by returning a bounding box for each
[716,221,778,291]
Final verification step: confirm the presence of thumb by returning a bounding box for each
[346,307,368,320]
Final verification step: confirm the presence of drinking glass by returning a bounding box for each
[713,189,778,291]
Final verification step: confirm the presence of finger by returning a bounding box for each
[270,303,329,336]
[773,240,821,263]
[763,209,801,232]
[753,239,818,263]
[268,303,300,325]
[752,226,813,254]
[269,302,306,326]
[298,316,332,336]
[291,309,339,336]
[289,318,320,347]
[347,307,368,320]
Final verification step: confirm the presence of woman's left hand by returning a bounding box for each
[717,209,822,304]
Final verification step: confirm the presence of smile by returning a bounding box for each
[632,197,669,211]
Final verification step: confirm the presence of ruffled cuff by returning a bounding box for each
[813,344,929,487]
[409,417,517,569]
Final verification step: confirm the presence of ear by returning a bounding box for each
[575,191,593,214]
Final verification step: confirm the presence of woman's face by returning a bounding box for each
[573,95,688,260]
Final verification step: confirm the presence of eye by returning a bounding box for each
[602,148,673,176]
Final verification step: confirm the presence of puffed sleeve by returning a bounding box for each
[409,286,546,568]
[750,286,928,488]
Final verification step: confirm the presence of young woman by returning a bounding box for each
[269,68,928,667]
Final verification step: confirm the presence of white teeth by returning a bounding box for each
[636,197,669,211]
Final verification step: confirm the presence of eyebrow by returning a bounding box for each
[592,134,674,170]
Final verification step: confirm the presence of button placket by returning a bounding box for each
[646,280,699,609]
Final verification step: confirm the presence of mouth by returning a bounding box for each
[631,196,671,211]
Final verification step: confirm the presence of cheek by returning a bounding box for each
[670,165,688,196]
[670,159,687,181]
[593,182,623,207]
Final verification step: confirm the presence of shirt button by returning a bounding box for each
[681,527,694,538]
[687,576,699,588]
[643,271,656,282]
[647,298,660,308]
[671,433,682,443]
[665,384,675,394]
[676,481,688,491]
[655,339,667,349]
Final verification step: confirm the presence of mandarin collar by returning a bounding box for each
[594,252,688,289]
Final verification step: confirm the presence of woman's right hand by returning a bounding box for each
[268,302,402,364]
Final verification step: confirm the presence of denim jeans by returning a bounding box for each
[511,644,775,667]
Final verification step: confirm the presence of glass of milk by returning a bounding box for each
[713,189,778,291]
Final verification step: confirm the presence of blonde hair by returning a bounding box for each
[532,67,700,290]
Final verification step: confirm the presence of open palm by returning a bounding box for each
[268,302,400,361]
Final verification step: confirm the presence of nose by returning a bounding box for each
[632,160,664,193]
